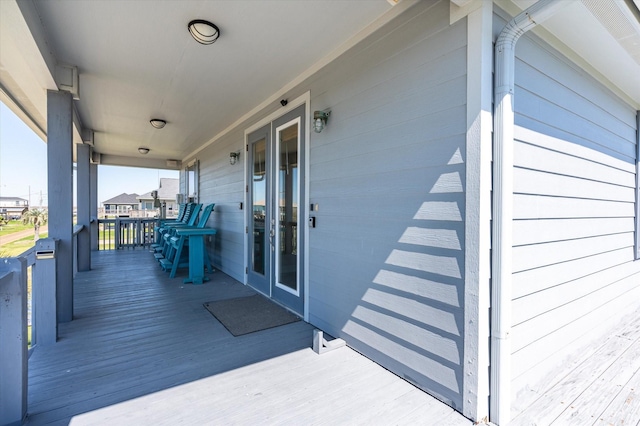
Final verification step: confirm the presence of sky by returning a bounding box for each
[0,102,178,207]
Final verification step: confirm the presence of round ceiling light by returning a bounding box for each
[188,19,220,45]
[150,119,166,129]
[138,147,150,155]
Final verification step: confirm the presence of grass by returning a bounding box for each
[0,233,48,257]
[0,220,31,237]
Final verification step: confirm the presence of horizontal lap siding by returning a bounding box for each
[187,0,469,412]
[307,0,467,410]
[509,33,640,408]
[193,128,250,282]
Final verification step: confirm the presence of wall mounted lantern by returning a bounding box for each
[229,151,240,165]
[188,19,220,45]
[313,110,331,133]
[150,119,166,129]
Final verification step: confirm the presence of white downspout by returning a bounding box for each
[491,1,568,424]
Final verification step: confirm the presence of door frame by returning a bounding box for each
[243,91,310,321]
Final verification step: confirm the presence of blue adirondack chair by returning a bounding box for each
[155,203,213,260]
[154,203,210,260]
[152,203,202,250]
[157,203,215,274]
[151,204,185,247]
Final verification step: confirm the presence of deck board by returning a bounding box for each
[25,249,472,425]
[26,249,640,425]
[512,309,640,426]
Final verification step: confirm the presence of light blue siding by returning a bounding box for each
[307,0,468,409]
[507,26,640,413]
[188,0,469,412]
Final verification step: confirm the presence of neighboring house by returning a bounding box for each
[137,178,179,217]
[101,193,139,217]
[2,0,640,424]
[0,196,29,219]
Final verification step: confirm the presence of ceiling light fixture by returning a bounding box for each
[138,147,150,155]
[150,119,166,129]
[188,19,220,45]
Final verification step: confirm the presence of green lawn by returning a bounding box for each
[0,220,31,237]
[0,233,48,257]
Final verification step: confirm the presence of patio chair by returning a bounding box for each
[157,203,216,277]
[152,203,187,246]
[152,203,201,250]
[154,203,214,262]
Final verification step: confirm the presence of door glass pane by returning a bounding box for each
[278,124,298,290]
[251,138,267,275]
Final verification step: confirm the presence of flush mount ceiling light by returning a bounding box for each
[188,19,220,45]
[150,119,166,129]
[138,147,150,155]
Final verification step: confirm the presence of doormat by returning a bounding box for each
[203,294,300,336]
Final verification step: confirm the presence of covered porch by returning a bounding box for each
[2,0,640,424]
[25,249,471,425]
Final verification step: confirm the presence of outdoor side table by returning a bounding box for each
[173,227,217,284]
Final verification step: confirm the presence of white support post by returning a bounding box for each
[463,1,493,421]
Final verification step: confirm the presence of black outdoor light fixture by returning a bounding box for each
[188,19,220,45]
[150,119,166,129]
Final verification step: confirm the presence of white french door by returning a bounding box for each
[246,105,306,315]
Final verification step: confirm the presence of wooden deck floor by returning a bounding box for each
[512,308,640,426]
[25,249,472,425]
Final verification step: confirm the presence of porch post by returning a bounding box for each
[47,90,74,323]
[90,162,98,251]
[76,143,91,270]
[0,257,28,426]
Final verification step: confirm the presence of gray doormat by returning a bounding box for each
[204,294,300,336]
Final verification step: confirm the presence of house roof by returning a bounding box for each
[102,193,139,205]
[138,178,179,201]
[0,197,28,202]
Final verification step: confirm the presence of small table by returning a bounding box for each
[173,228,217,284]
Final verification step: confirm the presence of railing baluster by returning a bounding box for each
[95,218,156,250]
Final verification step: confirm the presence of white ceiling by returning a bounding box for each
[2,0,639,170]
[1,0,397,166]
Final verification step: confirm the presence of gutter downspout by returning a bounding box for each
[491,1,568,424]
